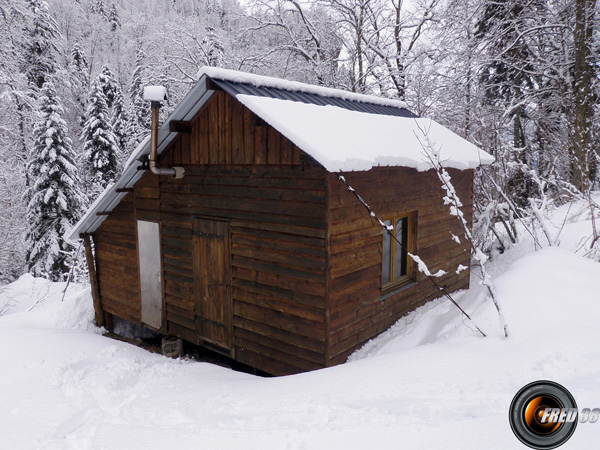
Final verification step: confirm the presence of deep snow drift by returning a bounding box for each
[2,198,600,449]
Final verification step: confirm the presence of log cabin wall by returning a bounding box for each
[153,91,327,375]
[93,193,142,324]
[325,167,474,366]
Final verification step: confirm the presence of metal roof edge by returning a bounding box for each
[209,78,417,118]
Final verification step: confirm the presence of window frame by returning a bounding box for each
[381,211,417,294]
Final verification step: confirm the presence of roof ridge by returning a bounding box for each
[197,66,409,110]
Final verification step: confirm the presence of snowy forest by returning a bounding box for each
[0,0,598,284]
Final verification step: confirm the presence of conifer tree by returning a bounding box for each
[98,65,119,108]
[201,26,225,67]
[96,65,129,159]
[71,44,89,85]
[111,85,130,160]
[23,0,59,89]
[70,43,90,127]
[81,76,120,191]
[91,0,106,18]
[25,80,84,280]
[129,48,150,145]
[108,3,121,32]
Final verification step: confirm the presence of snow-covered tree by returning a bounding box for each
[98,65,119,108]
[111,86,130,160]
[70,43,90,127]
[25,80,84,281]
[96,65,126,152]
[81,75,120,192]
[242,0,343,86]
[108,3,121,31]
[201,26,225,67]
[22,0,59,89]
[128,47,150,144]
[570,0,598,190]
[91,0,106,18]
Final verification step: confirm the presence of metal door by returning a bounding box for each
[137,220,162,329]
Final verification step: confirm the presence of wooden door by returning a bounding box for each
[192,218,233,350]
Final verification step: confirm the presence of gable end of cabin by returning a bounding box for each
[93,90,330,376]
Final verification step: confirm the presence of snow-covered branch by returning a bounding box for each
[415,124,508,338]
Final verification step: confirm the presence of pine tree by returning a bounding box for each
[70,43,90,127]
[23,0,59,89]
[96,65,129,159]
[129,48,150,145]
[71,43,89,71]
[91,0,106,18]
[98,65,119,108]
[111,86,130,160]
[81,76,120,191]
[25,80,84,281]
[108,3,121,32]
[201,26,225,67]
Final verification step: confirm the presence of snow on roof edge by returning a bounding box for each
[68,76,215,239]
[198,66,409,110]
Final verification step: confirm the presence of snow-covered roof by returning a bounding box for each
[68,67,493,240]
[236,95,491,172]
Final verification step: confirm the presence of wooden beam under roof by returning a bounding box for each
[169,120,192,133]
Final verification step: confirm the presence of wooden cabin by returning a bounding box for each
[69,68,493,376]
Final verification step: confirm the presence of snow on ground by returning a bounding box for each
[2,197,600,449]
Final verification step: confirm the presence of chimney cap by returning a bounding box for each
[143,85,168,102]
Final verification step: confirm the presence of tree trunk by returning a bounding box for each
[570,0,597,191]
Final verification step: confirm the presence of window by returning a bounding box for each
[382,212,416,292]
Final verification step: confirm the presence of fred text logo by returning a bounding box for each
[539,407,579,424]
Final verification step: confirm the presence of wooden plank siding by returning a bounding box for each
[160,91,302,167]
[160,91,326,375]
[158,165,327,375]
[93,194,142,324]
[325,168,473,366]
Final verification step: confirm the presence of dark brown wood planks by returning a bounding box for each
[325,167,473,365]
[93,194,142,324]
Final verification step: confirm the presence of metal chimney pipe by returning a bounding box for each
[145,87,185,179]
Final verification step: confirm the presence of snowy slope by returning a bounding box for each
[2,199,600,449]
